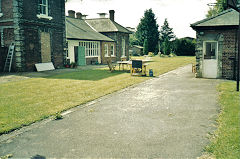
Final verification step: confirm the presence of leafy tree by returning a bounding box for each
[206,0,227,18]
[129,33,139,47]
[172,38,196,56]
[159,18,176,55]
[135,9,159,54]
[162,39,171,55]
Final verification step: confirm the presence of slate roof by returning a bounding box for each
[85,18,131,34]
[191,9,239,29]
[66,17,114,42]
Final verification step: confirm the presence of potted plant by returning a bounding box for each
[70,62,77,68]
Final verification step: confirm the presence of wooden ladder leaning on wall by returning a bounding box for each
[3,42,15,72]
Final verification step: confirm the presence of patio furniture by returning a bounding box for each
[130,60,148,76]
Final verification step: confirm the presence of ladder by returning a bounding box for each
[3,42,15,72]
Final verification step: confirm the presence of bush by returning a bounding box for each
[173,38,196,56]
[148,52,155,57]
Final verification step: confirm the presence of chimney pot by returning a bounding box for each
[82,15,88,20]
[76,12,82,19]
[68,10,76,18]
[109,10,115,21]
[98,13,107,18]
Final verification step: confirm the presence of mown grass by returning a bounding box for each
[0,56,194,134]
[205,82,240,158]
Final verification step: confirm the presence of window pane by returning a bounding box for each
[205,42,217,59]
[43,0,46,5]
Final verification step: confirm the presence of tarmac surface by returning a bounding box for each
[0,65,222,158]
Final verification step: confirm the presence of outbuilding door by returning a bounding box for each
[74,46,86,66]
[203,41,218,78]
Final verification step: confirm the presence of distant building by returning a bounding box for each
[0,0,66,72]
[66,11,115,65]
[129,45,143,56]
[191,9,239,79]
[86,10,131,61]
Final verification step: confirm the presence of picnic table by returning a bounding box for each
[117,59,150,76]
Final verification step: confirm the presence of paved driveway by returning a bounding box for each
[0,65,221,158]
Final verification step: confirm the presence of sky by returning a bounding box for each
[65,0,216,38]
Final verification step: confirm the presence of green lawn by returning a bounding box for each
[205,82,240,158]
[0,56,195,134]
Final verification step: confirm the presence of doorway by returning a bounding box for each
[203,41,218,78]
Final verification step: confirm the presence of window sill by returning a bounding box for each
[0,13,3,17]
[37,14,53,20]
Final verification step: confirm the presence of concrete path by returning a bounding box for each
[0,65,221,158]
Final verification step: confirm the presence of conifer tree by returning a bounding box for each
[159,18,176,55]
[135,9,159,54]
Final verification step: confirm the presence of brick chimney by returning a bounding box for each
[109,10,115,21]
[68,10,75,18]
[82,15,88,20]
[76,12,82,19]
[98,13,107,18]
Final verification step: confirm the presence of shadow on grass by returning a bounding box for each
[46,69,126,81]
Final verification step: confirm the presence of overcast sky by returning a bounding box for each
[65,0,216,38]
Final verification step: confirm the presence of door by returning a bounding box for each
[40,32,51,63]
[203,41,218,78]
[75,46,86,66]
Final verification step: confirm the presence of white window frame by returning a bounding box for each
[203,41,218,60]
[122,38,126,57]
[79,41,100,57]
[104,44,109,57]
[110,44,115,57]
[0,0,3,17]
[37,0,52,20]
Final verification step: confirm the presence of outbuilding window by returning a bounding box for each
[39,0,48,16]
[37,0,52,20]
[204,42,217,59]
[79,41,100,57]
[0,0,3,17]
[110,44,115,56]
[122,39,126,57]
[104,44,109,57]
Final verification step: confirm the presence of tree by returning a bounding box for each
[129,33,139,47]
[159,18,176,55]
[172,38,196,56]
[135,9,159,54]
[206,0,227,18]
[143,39,149,55]
[162,39,171,55]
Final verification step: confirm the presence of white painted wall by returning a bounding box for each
[67,40,79,63]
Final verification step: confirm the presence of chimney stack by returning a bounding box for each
[98,13,107,18]
[109,10,115,21]
[68,10,75,18]
[82,15,88,20]
[76,12,82,19]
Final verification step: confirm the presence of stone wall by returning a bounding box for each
[101,32,129,61]
[195,28,238,79]
[0,0,66,72]
[101,41,116,64]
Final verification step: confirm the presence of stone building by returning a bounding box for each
[86,10,131,61]
[66,11,115,65]
[191,9,239,79]
[0,0,66,72]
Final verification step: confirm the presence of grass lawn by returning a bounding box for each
[0,56,194,135]
[205,82,240,158]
